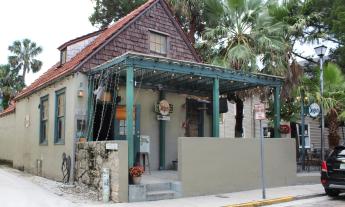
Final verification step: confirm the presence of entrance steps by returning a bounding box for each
[129,181,182,202]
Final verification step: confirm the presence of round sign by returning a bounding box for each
[309,103,320,118]
[159,100,170,116]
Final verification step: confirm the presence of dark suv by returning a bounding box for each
[321,145,345,197]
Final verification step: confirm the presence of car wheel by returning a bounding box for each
[325,188,340,197]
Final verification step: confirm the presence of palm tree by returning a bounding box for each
[322,63,345,148]
[0,64,24,109]
[296,63,345,149]
[203,0,287,74]
[8,39,43,84]
[203,0,287,137]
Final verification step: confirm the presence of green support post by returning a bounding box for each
[159,91,166,170]
[113,86,117,140]
[126,66,134,167]
[212,77,220,137]
[87,76,94,141]
[274,86,281,138]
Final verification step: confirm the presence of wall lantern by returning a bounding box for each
[77,89,85,97]
[77,82,85,97]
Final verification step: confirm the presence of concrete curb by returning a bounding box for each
[224,193,325,207]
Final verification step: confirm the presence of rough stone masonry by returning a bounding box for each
[75,141,120,202]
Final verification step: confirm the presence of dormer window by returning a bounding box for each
[150,31,167,55]
[60,49,67,65]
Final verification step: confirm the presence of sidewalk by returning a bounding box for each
[0,165,324,207]
[92,184,325,207]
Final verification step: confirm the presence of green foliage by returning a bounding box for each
[203,0,288,75]
[89,0,146,29]
[8,39,43,84]
[0,64,24,109]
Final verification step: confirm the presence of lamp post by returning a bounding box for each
[314,45,327,161]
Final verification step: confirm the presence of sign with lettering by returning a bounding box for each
[309,103,320,118]
[254,103,266,120]
[105,143,118,150]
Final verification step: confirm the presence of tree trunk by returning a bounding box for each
[328,108,341,149]
[235,98,244,138]
[187,16,197,44]
[22,68,26,84]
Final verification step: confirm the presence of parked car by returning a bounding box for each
[321,145,345,197]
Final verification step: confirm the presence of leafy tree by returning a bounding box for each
[89,0,146,28]
[8,39,43,84]
[168,0,205,43]
[0,64,24,109]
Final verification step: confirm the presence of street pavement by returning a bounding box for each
[269,194,345,207]
[0,165,327,207]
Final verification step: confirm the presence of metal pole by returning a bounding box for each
[301,91,306,171]
[320,57,325,161]
[259,120,266,199]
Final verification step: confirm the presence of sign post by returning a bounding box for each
[254,103,266,200]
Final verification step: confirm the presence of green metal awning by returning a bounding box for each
[89,52,284,96]
[88,51,284,167]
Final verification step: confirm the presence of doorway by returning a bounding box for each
[185,99,204,137]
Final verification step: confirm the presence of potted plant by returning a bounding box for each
[76,131,87,143]
[129,166,144,184]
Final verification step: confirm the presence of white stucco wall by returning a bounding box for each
[0,113,16,163]
[0,73,88,180]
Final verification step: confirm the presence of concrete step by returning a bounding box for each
[146,182,171,192]
[146,190,175,201]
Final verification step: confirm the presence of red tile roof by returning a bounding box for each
[15,0,158,101]
[0,101,16,118]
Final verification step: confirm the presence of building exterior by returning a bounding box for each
[0,0,295,202]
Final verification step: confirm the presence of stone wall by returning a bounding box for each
[75,141,128,202]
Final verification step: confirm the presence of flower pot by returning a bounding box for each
[79,137,87,143]
[132,176,141,185]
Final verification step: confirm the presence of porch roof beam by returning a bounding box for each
[126,58,282,86]
[90,55,128,75]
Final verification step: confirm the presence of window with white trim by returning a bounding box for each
[149,32,167,55]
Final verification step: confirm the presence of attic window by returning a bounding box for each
[60,49,67,65]
[150,32,167,55]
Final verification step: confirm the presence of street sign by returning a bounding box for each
[254,103,266,120]
[309,103,320,118]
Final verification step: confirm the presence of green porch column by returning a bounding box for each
[126,65,134,167]
[212,77,220,137]
[87,76,94,141]
[274,86,281,138]
[159,91,166,170]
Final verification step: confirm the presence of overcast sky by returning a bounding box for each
[0,0,336,86]
[0,0,96,85]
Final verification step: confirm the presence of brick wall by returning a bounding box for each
[80,1,198,71]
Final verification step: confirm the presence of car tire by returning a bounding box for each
[325,188,340,197]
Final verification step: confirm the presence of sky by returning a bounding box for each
[0,0,338,86]
[0,0,96,85]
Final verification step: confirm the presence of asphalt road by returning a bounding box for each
[270,194,345,207]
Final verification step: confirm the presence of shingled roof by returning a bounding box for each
[14,0,158,101]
